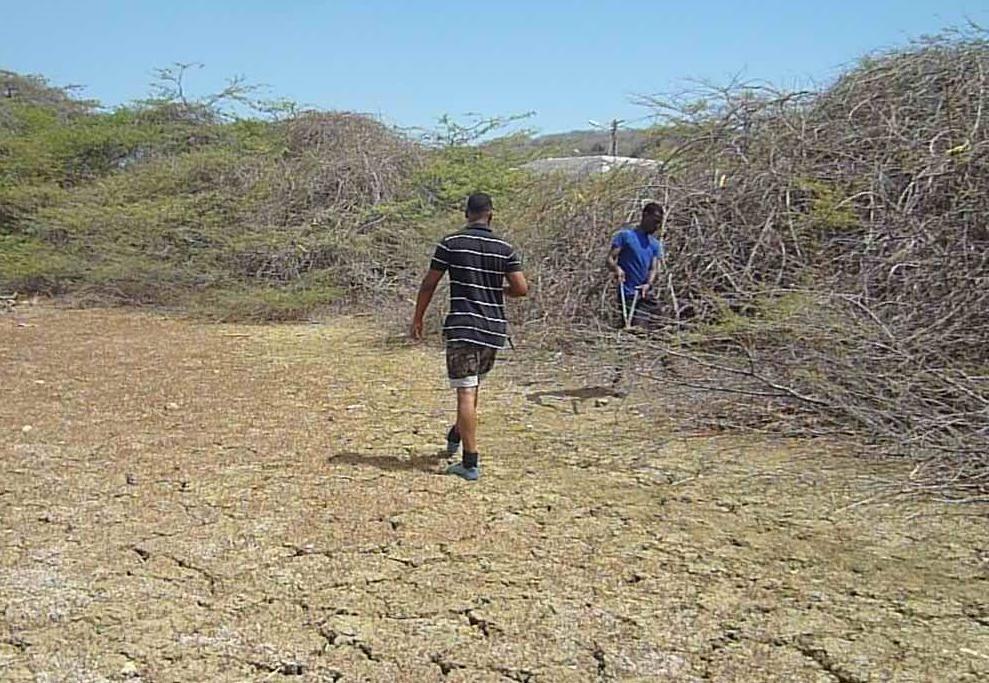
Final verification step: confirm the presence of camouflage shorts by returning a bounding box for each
[446,342,497,389]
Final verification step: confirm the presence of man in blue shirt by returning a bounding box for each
[606,202,664,326]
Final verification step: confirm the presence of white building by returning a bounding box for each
[521,155,659,177]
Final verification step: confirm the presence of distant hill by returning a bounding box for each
[488,124,687,160]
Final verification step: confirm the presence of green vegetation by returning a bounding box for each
[0,71,391,317]
[795,178,860,233]
[0,70,564,319]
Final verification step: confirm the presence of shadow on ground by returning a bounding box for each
[330,450,444,473]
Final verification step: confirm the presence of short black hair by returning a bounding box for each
[466,193,493,215]
[642,202,664,217]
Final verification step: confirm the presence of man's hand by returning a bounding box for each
[411,269,444,342]
[614,267,626,284]
[637,283,650,295]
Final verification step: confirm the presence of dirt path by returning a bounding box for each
[1,307,986,682]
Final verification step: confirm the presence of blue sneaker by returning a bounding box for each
[446,426,461,456]
[445,463,480,481]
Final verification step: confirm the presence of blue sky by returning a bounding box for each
[2,1,986,134]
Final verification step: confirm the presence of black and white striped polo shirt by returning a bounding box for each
[429,223,523,349]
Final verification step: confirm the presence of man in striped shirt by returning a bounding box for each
[410,193,528,481]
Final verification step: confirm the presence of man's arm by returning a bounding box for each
[643,255,661,294]
[410,268,444,340]
[606,231,626,282]
[504,245,528,298]
[606,246,625,282]
[504,271,528,298]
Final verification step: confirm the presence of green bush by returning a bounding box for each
[407,146,526,214]
[0,104,167,186]
[795,178,860,233]
[0,235,78,292]
[189,277,340,322]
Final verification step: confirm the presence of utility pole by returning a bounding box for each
[610,119,624,156]
[590,118,625,156]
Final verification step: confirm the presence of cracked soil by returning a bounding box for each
[1,307,987,681]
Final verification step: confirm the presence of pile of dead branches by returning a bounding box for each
[515,27,988,491]
[277,112,421,221]
[227,112,424,288]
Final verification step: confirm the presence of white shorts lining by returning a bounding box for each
[449,372,488,389]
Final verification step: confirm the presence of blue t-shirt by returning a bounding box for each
[612,227,662,297]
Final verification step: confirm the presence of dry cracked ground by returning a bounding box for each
[1,306,987,682]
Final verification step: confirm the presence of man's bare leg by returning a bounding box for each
[447,386,480,454]
[445,386,480,480]
[457,387,479,455]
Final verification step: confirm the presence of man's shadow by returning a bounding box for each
[329,450,447,473]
